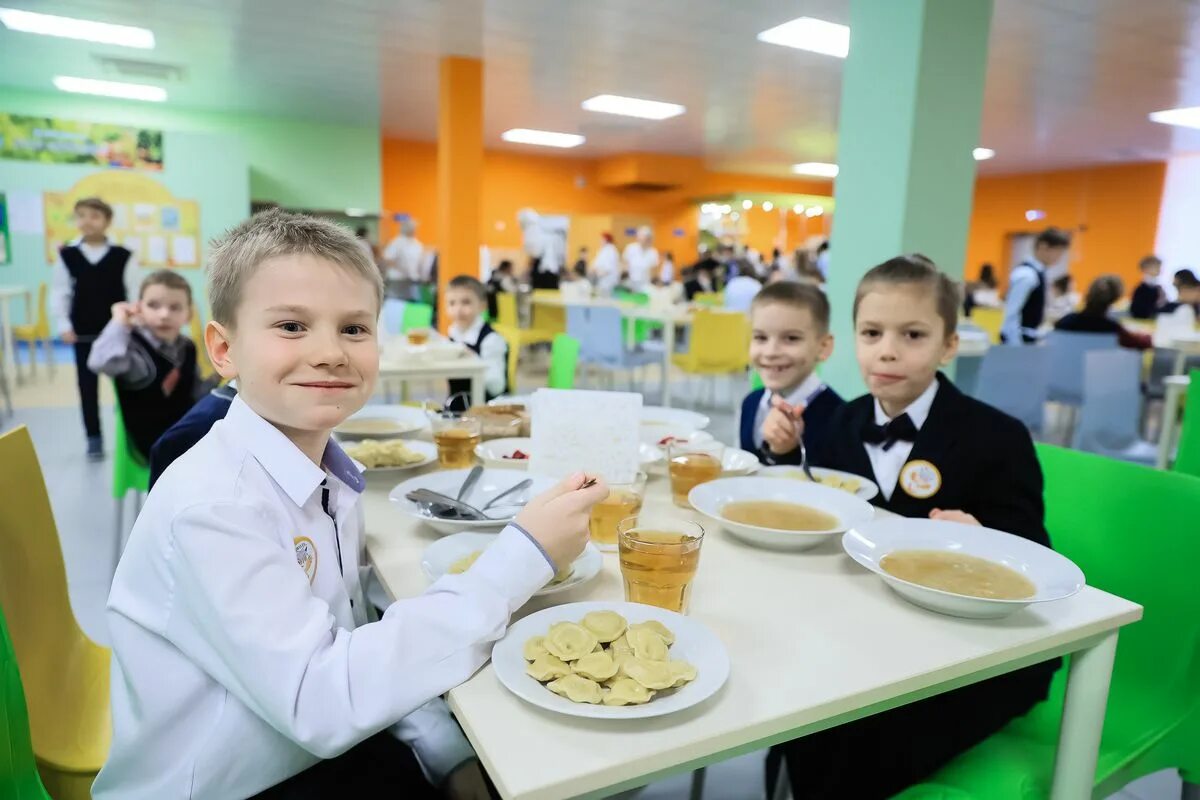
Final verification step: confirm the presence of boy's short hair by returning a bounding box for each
[1035,227,1071,250]
[1084,275,1123,312]
[751,281,831,333]
[140,270,193,305]
[74,196,113,220]
[207,209,383,327]
[853,254,961,338]
[1139,255,1162,271]
[447,275,487,302]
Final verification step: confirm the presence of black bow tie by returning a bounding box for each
[862,413,918,452]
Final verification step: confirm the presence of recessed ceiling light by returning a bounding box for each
[53,76,166,102]
[792,204,805,214]
[580,94,685,120]
[742,199,753,210]
[1025,209,1046,222]
[792,162,839,178]
[500,128,585,148]
[762,201,774,212]
[1149,106,1200,130]
[757,17,849,58]
[806,206,825,218]
[973,147,996,161]
[0,7,154,48]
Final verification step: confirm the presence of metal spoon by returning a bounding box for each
[481,478,533,511]
[405,489,495,520]
[457,465,483,503]
[797,439,818,484]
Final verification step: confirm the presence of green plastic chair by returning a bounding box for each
[1171,368,1200,479]
[112,391,150,565]
[0,606,52,800]
[418,284,436,309]
[617,291,661,345]
[401,302,434,332]
[548,334,580,390]
[749,370,764,391]
[897,445,1200,799]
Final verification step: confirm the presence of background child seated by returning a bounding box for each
[87,270,200,463]
[739,281,843,464]
[1055,275,1152,349]
[772,254,1057,799]
[445,275,509,410]
[1129,255,1165,319]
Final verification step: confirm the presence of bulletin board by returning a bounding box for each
[43,171,201,268]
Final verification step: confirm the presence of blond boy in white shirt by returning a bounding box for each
[94,210,607,800]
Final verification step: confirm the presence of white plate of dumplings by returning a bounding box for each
[491,601,730,719]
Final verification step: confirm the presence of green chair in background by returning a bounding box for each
[897,445,1200,799]
[548,334,580,390]
[112,392,150,568]
[750,370,764,391]
[418,284,436,309]
[401,302,434,332]
[0,606,52,800]
[1171,369,1200,479]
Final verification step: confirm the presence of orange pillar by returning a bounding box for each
[437,56,484,333]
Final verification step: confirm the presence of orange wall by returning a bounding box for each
[381,139,833,264]
[964,162,1166,291]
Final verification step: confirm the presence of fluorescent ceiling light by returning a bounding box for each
[792,204,805,213]
[806,206,825,218]
[762,201,773,211]
[1149,106,1200,130]
[500,128,585,148]
[973,147,996,161]
[757,17,849,58]
[54,76,166,102]
[581,94,685,120]
[0,7,154,48]
[792,162,839,178]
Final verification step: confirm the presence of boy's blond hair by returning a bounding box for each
[140,269,193,305]
[206,209,383,326]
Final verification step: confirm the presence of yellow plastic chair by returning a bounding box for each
[0,427,111,800]
[493,324,522,395]
[970,306,1004,344]
[189,311,216,381]
[671,309,751,408]
[530,289,566,337]
[12,284,54,380]
[693,291,724,307]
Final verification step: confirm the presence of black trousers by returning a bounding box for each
[73,340,101,439]
[250,732,439,800]
[772,664,1054,799]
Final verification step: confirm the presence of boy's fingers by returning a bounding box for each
[531,472,592,506]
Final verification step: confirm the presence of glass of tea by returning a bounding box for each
[406,327,432,347]
[666,438,724,509]
[587,472,647,552]
[617,517,704,614]
[431,412,482,469]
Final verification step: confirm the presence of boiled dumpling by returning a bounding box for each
[620,657,676,690]
[526,654,571,682]
[581,611,627,643]
[609,633,633,655]
[572,650,618,681]
[629,620,675,646]
[602,677,655,706]
[544,622,599,661]
[668,660,698,688]
[547,674,602,704]
[628,626,669,662]
[523,636,549,661]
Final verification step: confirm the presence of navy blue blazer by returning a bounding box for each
[739,385,845,465]
[148,385,237,489]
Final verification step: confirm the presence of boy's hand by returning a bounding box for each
[61,329,77,344]
[762,395,805,455]
[930,509,981,526]
[111,301,140,328]
[515,472,608,570]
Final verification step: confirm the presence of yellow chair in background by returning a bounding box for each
[530,289,566,337]
[0,426,111,800]
[692,291,724,307]
[12,284,54,380]
[671,309,751,408]
[494,293,556,388]
[970,306,1004,344]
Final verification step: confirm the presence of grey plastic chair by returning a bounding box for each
[1072,349,1157,465]
[973,345,1049,434]
[1046,330,1120,406]
[580,306,661,391]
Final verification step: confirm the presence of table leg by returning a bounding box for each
[661,321,675,407]
[1157,383,1184,469]
[1050,631,1118,800]
[0,298,16,388]
[1173,350,1187,376]
[471,372,485,408]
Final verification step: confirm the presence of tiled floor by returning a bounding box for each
[0,359,1183,800]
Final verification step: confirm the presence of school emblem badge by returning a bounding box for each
[294,536,318,582]
[899,459,941,499]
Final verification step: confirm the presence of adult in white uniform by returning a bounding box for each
[381,219,424,300]
[591,232,621,296]
[622,227,660,292]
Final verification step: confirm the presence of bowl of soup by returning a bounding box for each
[334,405,429,440]
[688,477,876,551]
[842,518,1086,619]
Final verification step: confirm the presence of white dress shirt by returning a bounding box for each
[592,243,621,295]
[866,379,939,501]
[659,257,675,284]
[94,397,552,799]
[724,275,763,313]
[449,316,508,398]
[51,237,142,336]
[622,242,659,291]
[751,372,824,450]
[1001,258,1046,344]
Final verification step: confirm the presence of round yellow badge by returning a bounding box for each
[899,460,941,499]
[294,536,318,582]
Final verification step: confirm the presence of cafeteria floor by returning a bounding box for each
[3,355,1181,800]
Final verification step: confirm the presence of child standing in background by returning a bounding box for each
[52,196,141,459]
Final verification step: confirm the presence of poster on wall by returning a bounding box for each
[0,113,163,170]
[0,193,10,265]
[43,171,201,268]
